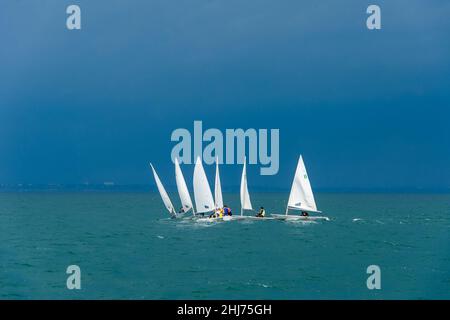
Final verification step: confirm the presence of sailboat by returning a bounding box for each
[208,156,235,221]
[150,163,176,217]
[194,156,235,222]
[240,157,253,216]
[193,156,215,216]
[174,158,195,216]
[272,155,329,221]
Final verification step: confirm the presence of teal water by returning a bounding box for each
[0,192,449,299]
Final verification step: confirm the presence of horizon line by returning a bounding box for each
[0,183,449,194]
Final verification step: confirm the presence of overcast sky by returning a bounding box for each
[0,1,449,190]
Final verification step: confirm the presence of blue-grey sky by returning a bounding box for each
[0,0,449,190]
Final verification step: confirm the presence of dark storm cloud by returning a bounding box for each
[0,0,449,190]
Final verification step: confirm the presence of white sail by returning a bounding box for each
[174,158,194,214]
[287,155,318,212]
[214,157,223,209]
[150,163,175,216]
[193,157,215,214]
[240,157,253,215]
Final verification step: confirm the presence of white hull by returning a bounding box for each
[193,215,273,222]
[239,215,275,220]
[194,216,234,223]
[271,214,329,221]
[172,213,326,222]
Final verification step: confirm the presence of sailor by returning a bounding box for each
[301,211,309,217]
[223,205,232,216]
[256,207,266,218]
[208,207,221,219]
[178,207,185,214]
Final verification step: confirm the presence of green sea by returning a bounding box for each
[0,192,449,299]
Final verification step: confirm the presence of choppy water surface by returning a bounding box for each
[0,192,449,299]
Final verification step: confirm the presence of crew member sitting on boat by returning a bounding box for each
[216,207,224,218]
[301,211,309,217]
[256,207,266,218]
[209,207,224,219]
[223,205,232,216]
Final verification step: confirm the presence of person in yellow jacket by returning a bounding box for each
[210,207,224,219]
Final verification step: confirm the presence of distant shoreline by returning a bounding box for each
[0,185,449,194]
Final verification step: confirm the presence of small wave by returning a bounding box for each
[352,218,363,222]
[156,235,164,239]
[175,219,218,229]
[15,262,34,268]
[245,280,272,288]
[287,220,317,225]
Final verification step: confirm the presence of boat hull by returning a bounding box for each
[193,215,274,222]
[271,214,330,221]
[194,216,235,223]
